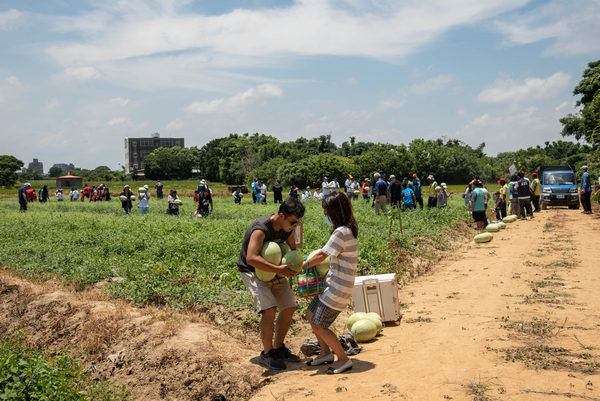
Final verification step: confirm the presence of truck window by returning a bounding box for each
[543,173,574,185]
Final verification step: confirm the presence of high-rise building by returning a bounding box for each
[51,163,75,173]
[26,158,44,174]
[124,132,184,173]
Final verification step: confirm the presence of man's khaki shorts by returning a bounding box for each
[240,271,297,313]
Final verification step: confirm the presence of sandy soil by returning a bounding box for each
[1,205,599,401]
[251,207,600,401]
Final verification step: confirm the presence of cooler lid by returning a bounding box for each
[354,273,396,285]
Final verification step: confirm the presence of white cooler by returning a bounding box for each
[352,273,400,322]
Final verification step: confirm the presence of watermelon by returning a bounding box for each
[119,195,127,201]
[261,241,282,265]
[366,312,382,322]
[507,214,517,219]
[129,195,136,202]
[255,269,276,282]
[351,319,378,342]
[364,186,370,192]
[486,224,500,232]
[503,215,517,223]
[347,312,368,330]
[281,250,304,273]
[474,232,493,243]
[496,221,506,229]
[308,249,330,275]
[173,199,183,206]
[279,243,291,255]
[365,316,383,334]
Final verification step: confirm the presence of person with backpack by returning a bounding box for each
[470,181,488,229]
[514,171,534,220]
[409,175,423,209]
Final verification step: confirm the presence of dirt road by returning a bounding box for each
[252,208,600,401]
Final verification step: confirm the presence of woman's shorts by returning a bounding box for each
[240,271,296,313]
[472,210,486,222]
[307,296,340,329]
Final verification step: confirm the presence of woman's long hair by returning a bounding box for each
[322,191,358,238]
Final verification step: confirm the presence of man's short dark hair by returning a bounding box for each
[474,181,483,187]
[279,197,305,218]
[518,171,524,178]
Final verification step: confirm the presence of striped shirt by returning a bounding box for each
[319,226,358,311]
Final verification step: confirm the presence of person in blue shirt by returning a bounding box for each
[580,165,592,214]
[408,175,423,209]
[401,183,416,211]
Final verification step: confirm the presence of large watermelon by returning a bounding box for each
[129,195,136,202]
[308,249,330,275]
[364,313,383,334]
[496,221,506,229]
[347,312,368,330]
[261,241,282,265]
[255,269,276,282]
[474,232,493,243]
[281,250,304,273]
[351,319,378,342]
[279,243,291,255]
[486,224,500,232]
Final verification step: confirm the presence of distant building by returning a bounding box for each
[26,158,44,174]
[52,163,75,173]
[56,172,83,189]
[124,132,184,173]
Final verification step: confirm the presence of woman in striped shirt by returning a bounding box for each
[304,191,358,374]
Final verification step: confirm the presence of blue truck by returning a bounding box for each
[540,165,579,210]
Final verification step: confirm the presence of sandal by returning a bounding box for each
[306,353,334,366]
[326,359,352,374]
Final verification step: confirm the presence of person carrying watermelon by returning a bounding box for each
[119,185,133,214]
[304,191,358,374]
[237,198,305,371]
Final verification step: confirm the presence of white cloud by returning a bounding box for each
[378,99,406,111]
[165,118,185,131]
[186,83,283,114]
[53,67,101,83]
[43,98,61,111]
[7,76,21,86]
[411,74,454,95]
[0,9,22,30]
[109,97,130,106]
[494,0,600,55]
[107,117,132,127]
[478,72,571,103]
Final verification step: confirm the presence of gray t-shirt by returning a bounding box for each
[319,226,358,311]
[237,215,290,273]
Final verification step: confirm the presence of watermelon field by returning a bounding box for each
[0,188,470,314]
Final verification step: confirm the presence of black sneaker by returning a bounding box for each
[273,344,301,362]
[259,350,286,370]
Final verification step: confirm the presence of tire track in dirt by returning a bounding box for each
[251,208,600,401]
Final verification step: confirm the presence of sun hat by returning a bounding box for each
[581,165,588,170]
[124,184,130,189]
[200,179,207,184]
[143,184,149,190]
[389,174,396,180]
[427,174,434,180]
[412,173,418,177]
[441,183,447,188]
[497,178,506,183]
[531,173,537,177]
[323,177,328,180]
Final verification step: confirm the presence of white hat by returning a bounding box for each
[441,182,447,188]
[427,175,434,180]
[581,165,588,170]
[200,179,207,184]
[143,184,149,190]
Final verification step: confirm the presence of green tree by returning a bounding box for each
[48,166,65,177]
[0,155,24,187]
[560,60,600,145]
[144,146,196,180]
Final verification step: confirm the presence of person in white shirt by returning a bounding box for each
[138,184,151,215]
[322,177,330,196]
[302,187,312,200]
[69,188,79,201]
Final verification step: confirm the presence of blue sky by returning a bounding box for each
[1,0,599,170]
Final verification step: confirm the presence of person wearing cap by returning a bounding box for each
[373,172,390,216]
[409,174,423,209]
[437,183,449,208]
[531,173,541,212]
[497,178,508,219]
[426,175,438,208]
[18,182,29,211]
[345,175,353,199]
[119,185,133,215]
[580,165,592,214]
[138,184,151,215]
[322,177,331,196]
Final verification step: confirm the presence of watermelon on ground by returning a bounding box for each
[347,312,368,330]
[351,319,378,342]
[496,221,507,229]
[486,224,500,232]
[474,232,493,243]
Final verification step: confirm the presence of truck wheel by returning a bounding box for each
[541,201,547,210]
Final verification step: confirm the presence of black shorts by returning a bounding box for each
[472,210,486,222]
